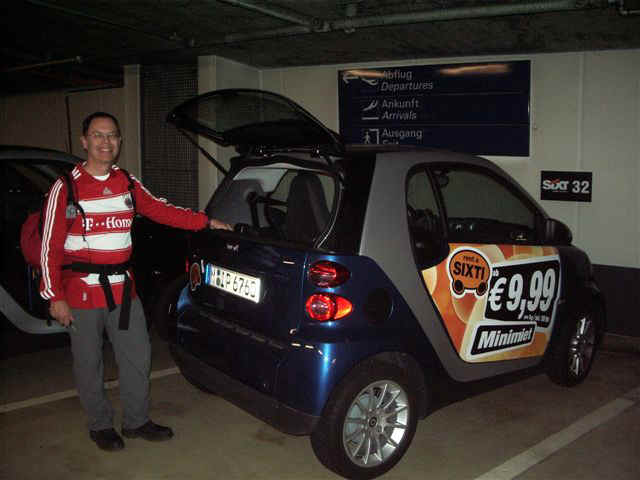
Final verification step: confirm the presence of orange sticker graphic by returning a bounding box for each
[423,244,560,363]
[447,248,490,298]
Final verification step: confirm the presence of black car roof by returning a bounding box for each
[0,146,81,164]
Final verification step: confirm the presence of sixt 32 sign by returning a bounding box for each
[540,171,592,202]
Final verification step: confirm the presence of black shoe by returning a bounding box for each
[122,420,174,441]
[89,428,125,451]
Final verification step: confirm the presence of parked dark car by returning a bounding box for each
[166,90,605,479]
[0,146,186,351]
[1,146,77,343]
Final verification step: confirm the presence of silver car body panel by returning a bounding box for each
[0,288,66,334]
[359,149,549,382]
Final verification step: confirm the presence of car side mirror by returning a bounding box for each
[545,218,572,245]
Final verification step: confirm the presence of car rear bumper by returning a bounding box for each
[170,343,320,435]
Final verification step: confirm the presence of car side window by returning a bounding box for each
[432,166,538,244]
[4,162,50,224]
[406,168,446,266]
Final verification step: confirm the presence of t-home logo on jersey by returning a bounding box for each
[83,216,133,232]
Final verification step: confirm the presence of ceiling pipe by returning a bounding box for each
[24,0,182,44]
[333,0,598,30]
[225,26,313,43]
[216,0,317,27]
[3,56,83,73]
[224,0,605,43]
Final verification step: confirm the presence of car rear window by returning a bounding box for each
[207,162,336,247]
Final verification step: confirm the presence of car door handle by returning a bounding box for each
[510,231,528,242]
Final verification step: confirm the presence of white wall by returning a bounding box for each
[0,92,69,151]
[197,55,260,208]
[256,49,640,269]
[0,67,141,177]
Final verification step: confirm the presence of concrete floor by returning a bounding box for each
[1,333,638,480]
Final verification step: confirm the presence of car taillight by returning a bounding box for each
[308,261,350,287]
[305,293,353,322]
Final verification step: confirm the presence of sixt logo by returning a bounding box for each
[542,179,569,192]
[447,248,491,298]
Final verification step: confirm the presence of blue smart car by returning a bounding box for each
[167,89,604,479]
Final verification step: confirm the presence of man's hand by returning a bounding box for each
[208,218,232,230]
[49,300,74,327]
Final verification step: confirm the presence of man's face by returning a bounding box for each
[81,116,121,167]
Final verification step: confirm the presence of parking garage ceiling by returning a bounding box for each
[2,0,639,94]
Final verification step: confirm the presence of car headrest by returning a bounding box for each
[285,172,330,245]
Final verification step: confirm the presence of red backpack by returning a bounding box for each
[20,172,83,268]
[20,168,136,269]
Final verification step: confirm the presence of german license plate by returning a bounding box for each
[206,264,261,303]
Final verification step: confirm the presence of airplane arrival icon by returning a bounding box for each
[362,100,379,120]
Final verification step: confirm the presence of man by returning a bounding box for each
[40,111,230,451]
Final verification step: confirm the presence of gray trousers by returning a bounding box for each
[69,298,150,432]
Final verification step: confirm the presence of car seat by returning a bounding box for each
[284,172,330,245]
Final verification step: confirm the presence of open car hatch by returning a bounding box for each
[167,89,344,157]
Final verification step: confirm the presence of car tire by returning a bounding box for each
[546,307,602,387]
[150,274,187,342]
[310,359,418,480]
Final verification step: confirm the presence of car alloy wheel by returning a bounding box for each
[546,307,602,387]
[311,359,418,479]
[342,379,410,468]
[568,315,596,379]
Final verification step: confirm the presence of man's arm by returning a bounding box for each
[49,299,74,327]
[208,218,232,230]
[40,178,74,326]
[130,175,230,230]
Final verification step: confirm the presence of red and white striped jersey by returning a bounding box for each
[40,163,209,309]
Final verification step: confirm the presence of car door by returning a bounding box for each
[0,155,76,339]
[1,160,58,316]
[408,164,561,363]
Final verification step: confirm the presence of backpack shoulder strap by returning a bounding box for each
[62,171,75,205]
[38,171,83,235]
[63,171,85,217]
[118,167,137,212]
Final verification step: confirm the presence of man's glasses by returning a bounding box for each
[88,132,121,142]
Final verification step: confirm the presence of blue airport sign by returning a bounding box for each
[338,61,530,156]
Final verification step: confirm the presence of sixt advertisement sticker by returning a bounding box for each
[469,322,536,357]
[422,244,561,363]
[485,256,560,328]
[447,248,490,298]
